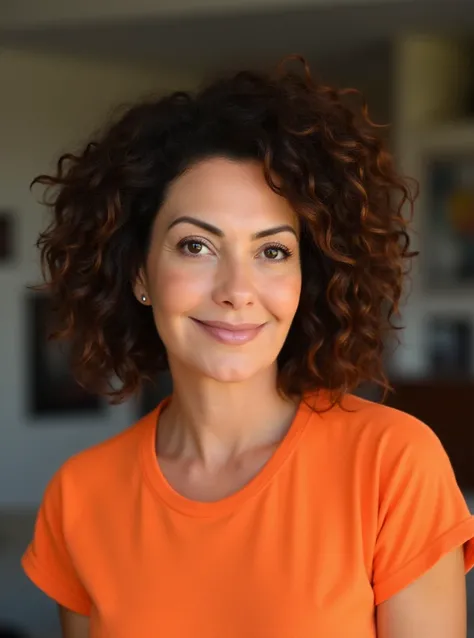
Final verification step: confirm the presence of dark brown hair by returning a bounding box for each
[32,56,416,404]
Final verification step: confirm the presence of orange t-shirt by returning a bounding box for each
[23,393,474,637]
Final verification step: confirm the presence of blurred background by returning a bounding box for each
[1,0,474,635]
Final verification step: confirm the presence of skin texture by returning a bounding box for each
[139,157,301,386]
[59,158,468,637]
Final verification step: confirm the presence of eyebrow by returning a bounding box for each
[167,215,297,239]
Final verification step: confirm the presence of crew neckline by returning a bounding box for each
[140,395,317,518]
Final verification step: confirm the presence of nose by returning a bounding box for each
[212,256,255,310]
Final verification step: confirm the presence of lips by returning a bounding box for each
[191,319,265,345]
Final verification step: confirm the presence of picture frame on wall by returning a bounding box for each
[423,156,474,290]
[27,292,103,417]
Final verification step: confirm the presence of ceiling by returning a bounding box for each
[0,0,472,75]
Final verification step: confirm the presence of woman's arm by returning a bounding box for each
[58,605,90,638]
[377,548,467,637]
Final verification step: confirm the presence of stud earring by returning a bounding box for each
[141,294,147,303]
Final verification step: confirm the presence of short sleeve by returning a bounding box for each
[372,416,474,605]
[22,466,92,615]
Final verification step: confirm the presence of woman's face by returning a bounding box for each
[137,157,302,383]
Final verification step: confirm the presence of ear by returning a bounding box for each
[132,269,151,306]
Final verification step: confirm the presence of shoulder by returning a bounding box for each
[302,393,467,540]
[304,391,448,474]
[306,390,435,436]
[45,410,157,512]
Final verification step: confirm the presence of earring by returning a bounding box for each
[141,294,147,303]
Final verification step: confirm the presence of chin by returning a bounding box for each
[195,355,269,384]
[211,372,254,384]
[204,365,258,384]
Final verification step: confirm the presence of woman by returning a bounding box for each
[23,57,474,637]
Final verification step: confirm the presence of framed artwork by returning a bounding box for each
[425,315,472,379]
[423,157,474,290]
[27,293,103,417]
[0,211,14,263]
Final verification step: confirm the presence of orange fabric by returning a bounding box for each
[23,394,474,637]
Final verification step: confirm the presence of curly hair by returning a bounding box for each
[32,56,416,405]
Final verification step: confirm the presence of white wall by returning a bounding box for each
[0,48,194,508]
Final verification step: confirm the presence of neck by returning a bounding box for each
[158,362,298,467]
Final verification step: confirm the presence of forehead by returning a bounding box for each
[158,157,298,232]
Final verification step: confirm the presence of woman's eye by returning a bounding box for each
[261,245,291,261]
[179,240,211,256]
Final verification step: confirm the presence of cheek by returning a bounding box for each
[151,261,210,315]
[261,271,302,321]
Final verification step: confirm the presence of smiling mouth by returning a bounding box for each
[191,318,265,345]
